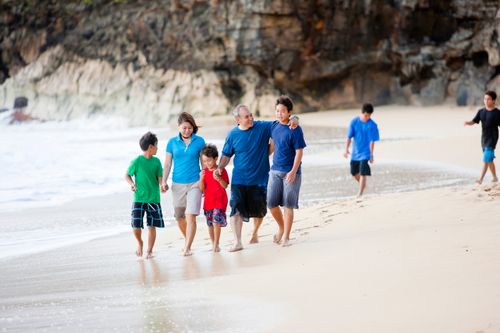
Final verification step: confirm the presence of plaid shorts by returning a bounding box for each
[131,202,165,229]
[204,208,227,227]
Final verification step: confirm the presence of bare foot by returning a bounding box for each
[282,239,292,247]
[136,242,143,257]
[475,179,483,185]
[249,235,259,244]
[213,246,220,253]
[183,249,192,256]
[273,234,282,245]
[228,244,243,252]
[492,178,498,183]
[145,251,154,259]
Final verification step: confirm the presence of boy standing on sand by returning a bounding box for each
[464,90,500,184]
[199,144,230,253]
[343,103,380,198]
[125,132,167,259]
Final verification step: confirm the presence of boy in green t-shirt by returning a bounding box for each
[125,132,166,259]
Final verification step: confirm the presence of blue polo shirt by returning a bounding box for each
[271,123,306,174]
[347,117,380,161]
[222,120,273,186]
[166,133,205,183]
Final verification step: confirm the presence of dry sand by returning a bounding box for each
[2,105,500,332]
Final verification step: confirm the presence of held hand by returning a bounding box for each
[286,171,297,183]
[160,184,167,193]
[131,184,136,192]
[213,172,221,181]
[288,117,299,129]
[369,157,374,164]
[343,151,350,159]
[214,167,222,177]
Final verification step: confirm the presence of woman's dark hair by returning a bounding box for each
[362,103,374,114]
[276,95,293,112]
[201,144,219,159]
[139,131,158,151]
[178,112,199,134]
[485,90,497,101]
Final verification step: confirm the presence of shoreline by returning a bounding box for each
[2,105,500,332]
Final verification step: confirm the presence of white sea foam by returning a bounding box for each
[0,116,165,212]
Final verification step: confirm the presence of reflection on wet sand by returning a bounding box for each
[138,258,168,287]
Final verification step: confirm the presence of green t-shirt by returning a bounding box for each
[127,155,163,203]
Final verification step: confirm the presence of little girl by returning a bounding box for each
[199,144,229,252]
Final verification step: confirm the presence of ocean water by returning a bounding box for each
[0,118,475,260]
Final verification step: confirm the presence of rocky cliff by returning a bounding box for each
[0,0,499,124]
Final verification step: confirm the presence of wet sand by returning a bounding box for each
[2,105,500,332]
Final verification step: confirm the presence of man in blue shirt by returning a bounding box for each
[343,103,380,198]
[216,104,298,251]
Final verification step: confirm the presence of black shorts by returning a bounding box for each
[230,184,267,222]
[350,160,371,176]
[131,202,165,229]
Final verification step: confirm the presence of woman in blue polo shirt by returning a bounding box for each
[163,112,205,256]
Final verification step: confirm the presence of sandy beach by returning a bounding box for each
[2,105,500,332]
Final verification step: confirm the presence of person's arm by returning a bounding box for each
[215,155,231,176]
[344,138,352,158]
[465,110,481,126]
[268,139,275,156]
[369,141,375,163]
[213,170,229,189]
[162,152,172,190]
[158,176,167,193]
[286,148,304,183]
[125,174,136,192]
[199,169,205,192]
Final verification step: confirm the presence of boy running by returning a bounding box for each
[464,90,500,184]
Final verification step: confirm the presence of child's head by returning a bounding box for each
[484,91,497,108]
[139,131,158,154]
[361,103,374,120]
[201,144,219,169]
[275,95,294,124]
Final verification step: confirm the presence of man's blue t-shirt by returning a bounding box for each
[347,117,380,161]
[166,133,205,183]
[271,123,306,174]
[221,120,273,186]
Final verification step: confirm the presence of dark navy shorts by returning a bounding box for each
[230,184,267,222]
[131,202,165,229]
[350,160,371,176]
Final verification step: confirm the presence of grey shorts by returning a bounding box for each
[267,170,302,209]
[171,181,202,220]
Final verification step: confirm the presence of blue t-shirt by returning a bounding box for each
[347,117,380,161]
[271,123,306,174]
[166,133,205,183]
[222,120,273,186]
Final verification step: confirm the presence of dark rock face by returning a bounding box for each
[0,0,499,119]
